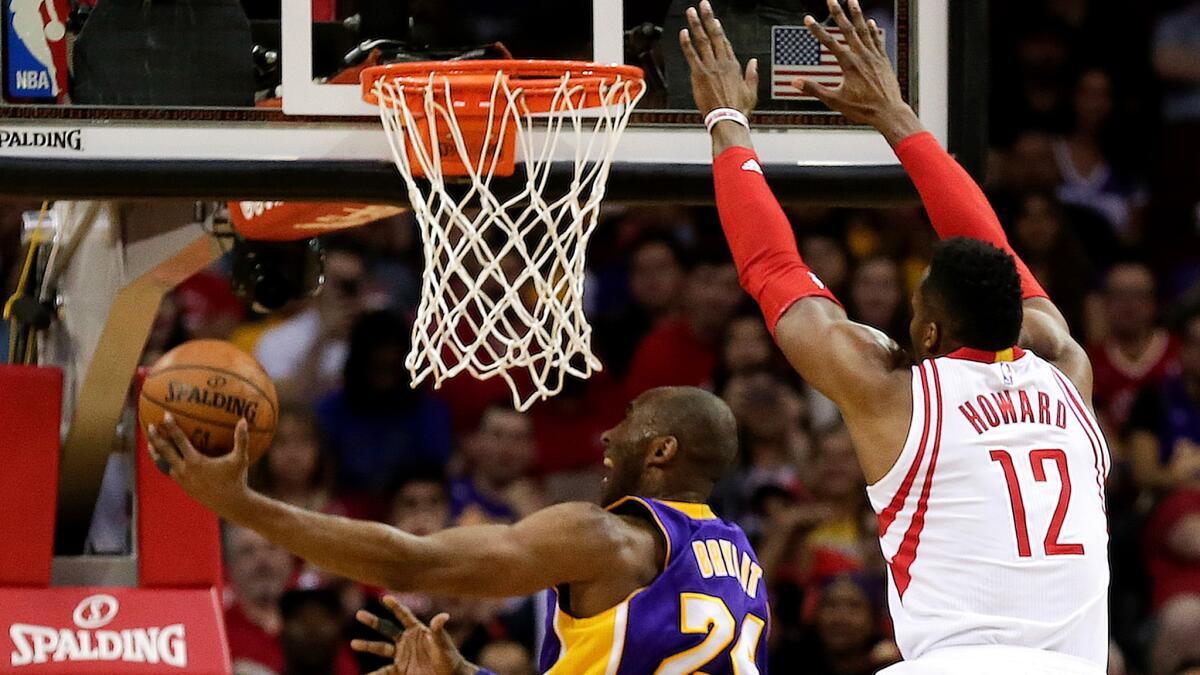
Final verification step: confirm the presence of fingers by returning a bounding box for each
[382,595,422,631]
[846,0,878,55]
[152,453,173,476]
[145,434,173,476]
[351,639,397,659]
[685,6,714,62]
[356,608,403,642]
[698,1,732,59]
[233,418,250,464]
[868,18,886,54]
[826,0,866,53]
[355,609,382,632]
[679,28,701,71]
[376,618,402,641]
[146,424,183,476]
[804,15,849,60]
[161,414,203,463]
[429,612,456,649]
[793,77,837,106]
[391,629,422,672]
[744,58,759,92]
[429,613,450,633]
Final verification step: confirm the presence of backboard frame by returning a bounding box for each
[0,0,986,207]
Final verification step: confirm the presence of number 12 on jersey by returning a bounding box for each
[989,448,1085,558]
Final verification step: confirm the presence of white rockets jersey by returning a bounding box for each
[866,347,1110,669]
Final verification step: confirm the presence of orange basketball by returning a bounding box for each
[138,339,278,464]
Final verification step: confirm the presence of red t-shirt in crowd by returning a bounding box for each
[1087,332,1179,430]
[224,604,359,675]
[531,372,624,475]
[225,605,283,674]
[624,317,717,399]
[1145,488,1200,610]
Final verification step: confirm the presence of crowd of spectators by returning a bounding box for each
[2,1,1199,674]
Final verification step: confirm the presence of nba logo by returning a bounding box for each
[999,362,1015,387]
[2,0,70,102]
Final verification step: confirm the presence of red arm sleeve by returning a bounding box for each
[893,132,1048,301]
[713,146,841,335]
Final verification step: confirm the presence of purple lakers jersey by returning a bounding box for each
[539,497,770,674]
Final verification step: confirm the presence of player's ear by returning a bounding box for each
[647,436,679,466]
[923,321,941,356]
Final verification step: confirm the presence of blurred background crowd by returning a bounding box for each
[3,1,1200,674]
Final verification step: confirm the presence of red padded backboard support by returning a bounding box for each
[134,368,223,589]
[229,201,403,241]
[0,365,62,586]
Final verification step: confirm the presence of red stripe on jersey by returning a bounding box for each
[888,360,940,595]
[1058,372,1109,478]
[1051,370,1106,508]
[878,364,932,537]
[890,360,944,600]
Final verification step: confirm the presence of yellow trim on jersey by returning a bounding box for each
[606,496,674,567]
[549,498,716,674]
[545,588,645,675]
[995,347,1016,362]
[657,500,718,520]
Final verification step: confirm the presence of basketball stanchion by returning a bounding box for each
[0,365,61,586]
[0,366,233,673]
[362,60,646,410]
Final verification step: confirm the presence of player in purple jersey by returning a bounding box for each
[148,385,770,674]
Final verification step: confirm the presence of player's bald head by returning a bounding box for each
[601,386,740,505]
[637,386,739,481]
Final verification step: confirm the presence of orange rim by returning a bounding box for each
[361,60,645,114]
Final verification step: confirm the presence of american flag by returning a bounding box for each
[771,24,846,101]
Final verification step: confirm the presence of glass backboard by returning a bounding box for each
[0,0,983,204]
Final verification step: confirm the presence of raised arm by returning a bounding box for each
[148,417,649,598]
[681,2,912,483]
[797,0,1092,397]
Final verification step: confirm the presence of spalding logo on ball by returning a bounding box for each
[138,339,279,464]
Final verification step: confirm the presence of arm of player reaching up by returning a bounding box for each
[797,0,1092,397]
[147,417,650,598]
[681,1,912,483]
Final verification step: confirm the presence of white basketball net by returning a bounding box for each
[371,67,645,410]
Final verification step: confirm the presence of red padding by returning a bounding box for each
[0,365,62,587]
[0,586,231,673]
[134,368,223,589]
[229,201,404,241]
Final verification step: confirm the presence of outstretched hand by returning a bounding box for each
[799,0,923,144]
[351,596,478,675]
[679,0,758,117]
[146,414,252,519]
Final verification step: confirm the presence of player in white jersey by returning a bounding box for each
[869,350,1110,673]
[681,0,1110,672]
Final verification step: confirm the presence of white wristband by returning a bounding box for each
[705,108,750,133]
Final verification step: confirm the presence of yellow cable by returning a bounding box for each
[5,202,50,364]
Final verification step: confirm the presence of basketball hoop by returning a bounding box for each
[362,60,646,410]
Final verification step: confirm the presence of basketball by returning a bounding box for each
[138,339,278,464]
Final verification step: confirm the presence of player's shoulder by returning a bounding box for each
[540,501,659,545]
[823,321,916,395]
[1018,342,1095,403]
[526,502,661,568]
